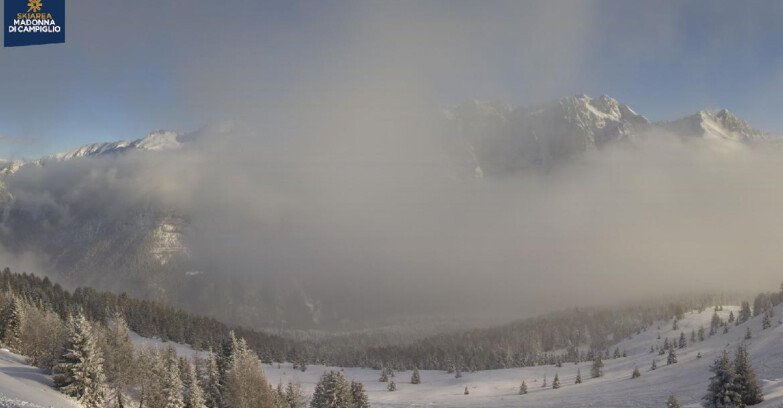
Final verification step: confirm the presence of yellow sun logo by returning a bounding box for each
[27,0,42,12]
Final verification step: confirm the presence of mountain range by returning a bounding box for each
[0,94,777,330]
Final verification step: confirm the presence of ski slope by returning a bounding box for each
[0,349,81,408]
[0,304,781,408]
[265,303,783,408]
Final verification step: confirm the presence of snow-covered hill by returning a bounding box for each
[1,303,781,408]
[266,303,783,408]
[0,349,80,408]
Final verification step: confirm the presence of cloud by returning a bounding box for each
[0,134,36,146]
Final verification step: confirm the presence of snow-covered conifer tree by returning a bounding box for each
[591,355,603,378]
[631,366,641,379]
[704,350,741,408]
[733,344,763,406]
[53,313,106,408]
[411,367,421,384]
[667,347,677,365]
[350,380,369,408]
[310,371,352,408]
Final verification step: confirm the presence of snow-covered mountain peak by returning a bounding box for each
[43,129,182,163]
[134,129,182,151]
[663,109,763,142]
[589,94,621,118]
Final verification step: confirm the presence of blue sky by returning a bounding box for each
[1,0,783,158]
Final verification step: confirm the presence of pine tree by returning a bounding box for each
[379,370,389,382]
[762,312,771,330]
[631,366,641,379]
[728,311,735,323]
[552,373,560,389]
[651,359,657,371]
[518,380,527,394]
[350,380,369,408]
[273,382,286,408]
[699,326,706,341]
[704,350,741,408]
[613,347,621,359]
[285,380,306,408]
[103,313,135,408]
[745,327,752,340]
[667,394,680,408]
[410,367,421,384]
[387,380,396,392]
[224,338,272,408]
[183,358,206,408]
[710,312,721,336]
[454,367,462,379]
[463,386,469,395]
[53,313,106,408]
[575,368,582,384]
[691,330,697,343]
[678,331,687,348]
[591,355,604,378]
[542,375,547,387]
[162,347,185,408]
[137,346,166,408]
[667,347,677,365]
[739,301,752,324]
[733,344,763,406]
[202,349,222,408]
[310,371,353,408]
[0,296,23,351]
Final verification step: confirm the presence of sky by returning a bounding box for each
[1,0,783,158]
[3,0,783,327]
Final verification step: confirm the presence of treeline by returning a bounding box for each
[3,267,781,374]
[0,268,296,362]
[318,294,763,371]
[0,271,374,408]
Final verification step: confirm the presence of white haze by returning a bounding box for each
[3,1,783,324]
[5,111,783,322]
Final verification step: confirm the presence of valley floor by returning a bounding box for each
[265,303,783,408]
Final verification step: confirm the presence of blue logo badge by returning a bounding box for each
[5,0,65,47]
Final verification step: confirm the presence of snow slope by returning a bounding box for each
[1,304,782,408]
[265,303,783,408]
[0,349,81,408]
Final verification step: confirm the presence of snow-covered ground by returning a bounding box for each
[1,303,782,408]
[0,349,80,408]
[265,303,783,408]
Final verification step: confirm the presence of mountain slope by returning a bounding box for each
[660,109,766,143]
[0,349,81,408]
[267,303,783,407]
[0,95,779,330]
[443,95,777,176]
